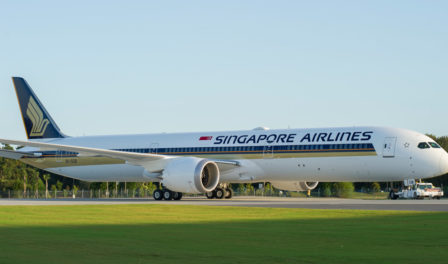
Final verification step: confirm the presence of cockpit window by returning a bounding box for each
[429,142,441,148]
[418,142,430,149]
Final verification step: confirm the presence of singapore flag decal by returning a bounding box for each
[199,136,213,141]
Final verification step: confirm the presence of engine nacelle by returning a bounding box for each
[271,181,319,192]
[161,157,220,194]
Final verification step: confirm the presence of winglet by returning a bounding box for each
[12,77,66,139]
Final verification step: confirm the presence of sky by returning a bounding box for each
[0,0,447,140]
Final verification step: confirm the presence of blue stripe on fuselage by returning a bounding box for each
[27,143,376,158]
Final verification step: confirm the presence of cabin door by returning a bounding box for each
[263,145,274,158]
[382,137,397,158]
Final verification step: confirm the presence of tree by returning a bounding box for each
[144,182,157,195]
[264,183,274,196]
[371,182,381,193]
[21,168,28,197]
[51,184,57,197]
[31,170,40,198]
[125,182,137,198]
[56,180,63,191]
[245,184,255,195]
[237,184,245,195]
[72,185,79,199]
[42,174,51,198]
[63,185,70,198]
[321,183,332,197]
[332,182,354,198]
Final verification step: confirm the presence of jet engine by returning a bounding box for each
[271,181,319,192]
[161,157,220,194]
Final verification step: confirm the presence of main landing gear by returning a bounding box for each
[206,185,233,199]
[153,189,183,201]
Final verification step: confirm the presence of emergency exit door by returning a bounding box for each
[263,146,274,158]
[382,137,397,158]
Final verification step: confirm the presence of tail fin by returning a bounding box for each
[12,77,66,139]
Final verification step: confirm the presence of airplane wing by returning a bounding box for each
[0,139,239,172]
[0,138,171,172]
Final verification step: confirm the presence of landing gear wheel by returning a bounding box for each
[163,190,173,200]
[215,188,225,199]
[206,191,215,199]
[224,188,233,199]
[173,192,183,200]
[153,190,163,200]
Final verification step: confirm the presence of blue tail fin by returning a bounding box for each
[12,77,66,139]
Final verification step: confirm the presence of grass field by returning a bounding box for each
[0,205,447,264]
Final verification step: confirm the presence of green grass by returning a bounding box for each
[0,205,447,264]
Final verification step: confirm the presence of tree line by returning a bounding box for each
[1,134,448,197]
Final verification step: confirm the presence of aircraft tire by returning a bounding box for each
[206,191,215,199]
[163,190,173,200]
[215,188,225,199]
[173,192,183,200]
[153,190,163,201]
[224,188,233,199]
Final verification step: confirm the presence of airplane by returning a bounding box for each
[1,77,447,200]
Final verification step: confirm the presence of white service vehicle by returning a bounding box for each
[389,179,444,200]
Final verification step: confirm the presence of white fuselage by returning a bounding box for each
[20,126,448,184]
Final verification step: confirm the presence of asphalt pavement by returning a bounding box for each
[1,197,447,211]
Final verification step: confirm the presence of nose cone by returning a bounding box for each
[439,153,448,175]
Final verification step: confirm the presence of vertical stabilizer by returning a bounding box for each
[12,77,66,139]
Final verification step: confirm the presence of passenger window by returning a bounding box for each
[418,142,430,149]
[429,142,441,148]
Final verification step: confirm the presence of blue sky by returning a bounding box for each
[0,0,447,139]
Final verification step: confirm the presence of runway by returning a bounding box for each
[0,197,447,211]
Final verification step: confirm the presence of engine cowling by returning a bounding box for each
[161,157,220,194]
[271,181,319,192]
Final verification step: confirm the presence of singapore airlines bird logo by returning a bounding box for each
[26,97,50,137]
